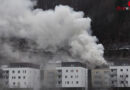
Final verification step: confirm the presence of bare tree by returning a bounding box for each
[119,73,128,87]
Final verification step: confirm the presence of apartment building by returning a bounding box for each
[110,66,130,88]
[56,62,88,90]
[91,68,111,90]
[42,61,60,90]
[1,62,40,90]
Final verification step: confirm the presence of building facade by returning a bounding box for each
[110,66,130,88]
[91,68,111,90]
[1,63,40,90]
[42,61,59,90]
[56,62,88,90]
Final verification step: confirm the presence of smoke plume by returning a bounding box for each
[0,0,107,67]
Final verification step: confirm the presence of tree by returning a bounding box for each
[119,73,128,87]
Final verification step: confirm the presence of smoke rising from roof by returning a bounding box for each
[0,0,107,67]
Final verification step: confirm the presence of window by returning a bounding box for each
[58,81,61,84]
[12,76,16,79]
[127,69,128,71]
[58,75,61,78]
[126,75,128,77]
[120,75,123,77]
[120,69,123,71]
[76,70,78,72]
[112,81,114,84]
[13,82,15,85]
[126,81,128,84]
[66,70,68,72]
[120,81,124,84]
[6,71,9,74]
[58,70,62,73]
[67,81,69,84]
[18,70,20,73]
[18,76,21,79]
[12,70,15,73]
[65,76,67,78]
[96,72,99,74]
[111,69,117,72]
[23,70,26,73]
[76,81,79,84]
[111,75,114,77]
[23,76,25,79]
[71,70,74,72]
[71,76,73,78]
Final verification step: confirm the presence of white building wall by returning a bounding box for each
[2,67,40,90]
[56,66,88,89]
[1,67,9,87]
[110,66,130,87]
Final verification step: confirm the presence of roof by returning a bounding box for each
[9,62,40,69]
[61,62,86,68]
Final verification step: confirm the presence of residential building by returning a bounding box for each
[42,61,60,90]
[56,62,88,90]
[91,68,111,90]
[110,66,130,88]
[1,62,40,90]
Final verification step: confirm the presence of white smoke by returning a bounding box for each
[0,0,107,67]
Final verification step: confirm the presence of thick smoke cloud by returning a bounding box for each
[0,0,107,67]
